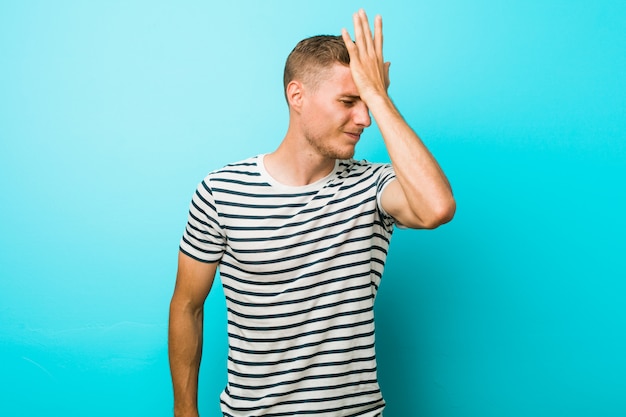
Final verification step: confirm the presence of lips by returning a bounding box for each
[345,131,362,141]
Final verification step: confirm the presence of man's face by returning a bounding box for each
[300,63,371,160]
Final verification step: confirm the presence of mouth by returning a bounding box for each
[344,131,362,142]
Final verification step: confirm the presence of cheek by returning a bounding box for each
[308,108,338,128]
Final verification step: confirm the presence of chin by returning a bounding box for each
[326,151,353,160]
[308,137,355,160]
[328,146,356,160]
[341,148,356,159]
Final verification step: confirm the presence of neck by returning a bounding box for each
[264,131,337,187]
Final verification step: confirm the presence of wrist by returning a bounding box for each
[174,410,199,417]
[173,402,199,417]
[363,92,395,116]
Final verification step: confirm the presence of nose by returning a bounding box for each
[353,101,371,127]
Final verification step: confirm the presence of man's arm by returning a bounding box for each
[168,251,218,417]
[342,10,456,229]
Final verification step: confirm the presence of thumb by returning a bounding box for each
[384,61,391,90]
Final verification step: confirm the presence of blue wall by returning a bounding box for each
[1,1,625,416]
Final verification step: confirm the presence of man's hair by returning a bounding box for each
[283,35,350,101]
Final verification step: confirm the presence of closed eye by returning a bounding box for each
[339,94,361,107]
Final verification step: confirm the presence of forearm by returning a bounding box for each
[369,94,455,225]
[342,10,454,227]
[168,298,204,417]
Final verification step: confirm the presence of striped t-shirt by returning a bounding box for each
[180,154,397,417]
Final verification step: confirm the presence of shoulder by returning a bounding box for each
[198,155,267,189]
[336,158,395,180]
[206,155,261,179]
[190,156,265,199]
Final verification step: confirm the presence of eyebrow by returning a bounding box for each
[339,94,361,100]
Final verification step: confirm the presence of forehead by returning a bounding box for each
[316,64,358,96]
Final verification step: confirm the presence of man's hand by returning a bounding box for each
[341,9,391,104]
[342,10,455,229]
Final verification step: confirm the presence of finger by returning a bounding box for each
[384,61,391,89]
[358,9,374,54]
[352,11,365,52]
[341,28,357,55]
[353,10,373,56]
[374,15,383,59]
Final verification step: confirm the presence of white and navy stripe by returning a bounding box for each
[180,155,396,416]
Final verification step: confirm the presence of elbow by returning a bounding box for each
[420,196,456,229]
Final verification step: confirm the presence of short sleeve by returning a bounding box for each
[179,178,226,263]
[374,163,398,229]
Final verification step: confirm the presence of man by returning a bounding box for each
[169,9,455,417]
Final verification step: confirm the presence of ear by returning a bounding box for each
[286,80,305,112]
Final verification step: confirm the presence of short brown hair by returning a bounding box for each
[283,35,350,100]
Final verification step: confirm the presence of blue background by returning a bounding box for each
[1,0,625,416]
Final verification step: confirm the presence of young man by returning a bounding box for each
[169,10,455,417]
